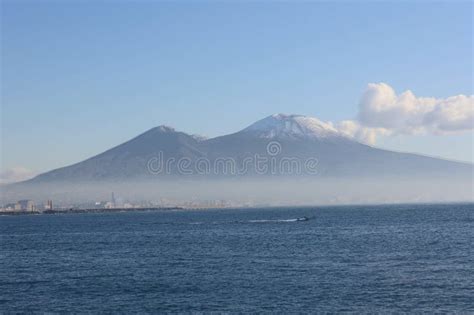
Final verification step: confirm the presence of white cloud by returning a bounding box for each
[335,120,391,145]
[0,167,37,184]
[358,83,473,134]
[336,83,473,144]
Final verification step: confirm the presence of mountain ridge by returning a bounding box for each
[20,114,474,183]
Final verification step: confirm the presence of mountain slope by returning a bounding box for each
[30,126,205,182]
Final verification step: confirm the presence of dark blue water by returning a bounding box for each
[1,203,473,312]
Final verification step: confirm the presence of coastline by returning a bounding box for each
[0,206,184,216]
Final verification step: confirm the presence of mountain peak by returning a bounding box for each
[241,114,341,139]
[153,125,176,133]
[140,125,208,142]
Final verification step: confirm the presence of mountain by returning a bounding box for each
[25,114,473,182]
[29,126,205,182]
[204,114,472,178]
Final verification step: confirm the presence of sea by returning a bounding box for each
[1,203,473,313]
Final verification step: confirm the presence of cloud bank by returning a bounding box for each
[337,83,474,144]
[0,167,37,184]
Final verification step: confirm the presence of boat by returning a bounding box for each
[296,216,309,222]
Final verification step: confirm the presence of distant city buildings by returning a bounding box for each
[19,200,35,211]
[0,194,249,213]
[1,199,36,212]
[104,201,115,209]
[45,200,53,210]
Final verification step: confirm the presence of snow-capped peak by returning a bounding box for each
[242,114,342,139]
[153,125,176,133]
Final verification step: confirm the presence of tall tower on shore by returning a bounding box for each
[111,192,116,208]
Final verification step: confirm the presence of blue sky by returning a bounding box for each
[1,1,473,179]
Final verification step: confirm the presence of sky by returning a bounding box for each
[1,1,473,182]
